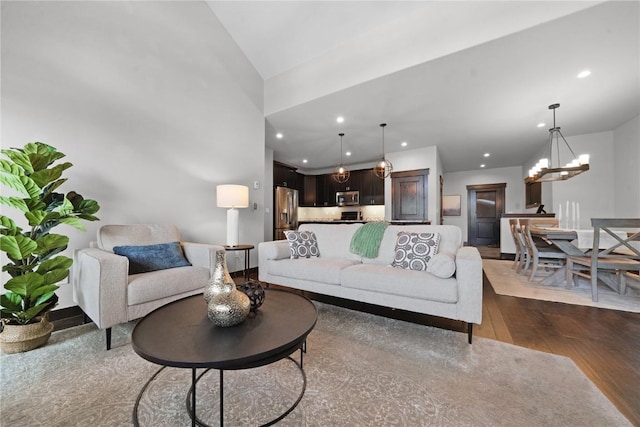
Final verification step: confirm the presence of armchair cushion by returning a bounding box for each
[113,241,191,274]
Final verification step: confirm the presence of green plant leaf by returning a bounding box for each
[25,210,52,227]
[0,196,29,213]
[0,158,26,176]
[0,171,29,196]
[1,149,32,173]
[35,233,69,255]
[78,199,101,216]
[23,142,66,171]
[4,273,44,297]
[0,234,37,260]
[30,162,72,188]
[59,216,85,230]
[41,178,67,197]
[37,255,72,274]
[0,216,20,234]
[19,303,53,323]
[0,292,23,312]
[31,285,59,301]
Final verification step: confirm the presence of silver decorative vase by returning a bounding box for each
[204,250,235,303]
[205,250,250,327]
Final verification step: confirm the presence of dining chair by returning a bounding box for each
[508,219,524,271]
[565,218,640,302]
[520,218,566,281]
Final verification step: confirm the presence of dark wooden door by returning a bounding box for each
[391,169,429,221]
[467,183,505,246]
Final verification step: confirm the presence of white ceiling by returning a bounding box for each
[207,1,640,173]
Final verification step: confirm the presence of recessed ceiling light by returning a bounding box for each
[276,133,283,139]
[401,141,408,147]
[483,153,490,157]
[302,159,308,164]
[345,151,352,156]
[336,116,344,123]
[537,123,545,128]
[577,70,591,79]
[480,164,486,168]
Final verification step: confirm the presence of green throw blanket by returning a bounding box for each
[349,221,389,258]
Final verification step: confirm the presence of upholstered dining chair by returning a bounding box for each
[73,224,223,350]
[519,219,566,281]
[566,218,640,302]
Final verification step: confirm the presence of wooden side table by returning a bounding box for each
[223,244,254,281]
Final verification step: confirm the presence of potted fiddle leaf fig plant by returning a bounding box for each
[0,142,100,353]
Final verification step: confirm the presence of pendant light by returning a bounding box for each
[332,133,350,183]
[374,123,393,179]
[525,103,590,184]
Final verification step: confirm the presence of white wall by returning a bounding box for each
[1,1,265,308]
[442,166,524,243]
[549,131,615,228]
[613,115,640,217]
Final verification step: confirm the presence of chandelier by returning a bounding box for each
[374,123,393,179]
[525,103,589,184]
[332,133,350,183]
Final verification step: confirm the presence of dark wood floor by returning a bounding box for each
[477,275,640,426]
[53,263,640,425]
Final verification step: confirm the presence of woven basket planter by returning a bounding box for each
[0,315,54,354]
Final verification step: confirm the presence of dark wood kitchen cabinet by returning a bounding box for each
[301,175,325,207]
[273,162,302,191]
[359,169,385,205]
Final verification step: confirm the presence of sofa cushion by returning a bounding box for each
[113,241,192,274]
[391,232,440,271]
[98,224,182,252]
[299,223,363,261]
[266,258,359,285]
[427,251,456,278]
[284,230,320,259]
[127,266,209,305]
[341,264,458,303]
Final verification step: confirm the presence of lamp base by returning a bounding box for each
[226,208,239,247]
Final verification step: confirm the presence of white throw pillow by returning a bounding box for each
[427,252,456,278]
[391,232,440,271]
[284,230,320,259]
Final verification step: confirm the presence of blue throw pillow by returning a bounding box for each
[113,241,192,274]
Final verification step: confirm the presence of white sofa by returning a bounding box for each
[258,223,483,343]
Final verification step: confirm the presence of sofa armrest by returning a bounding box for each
[454,246,483,324]
[258,241,290,282]
[181,242,225,270]
[73,248,129,330]
[259,240,290,260]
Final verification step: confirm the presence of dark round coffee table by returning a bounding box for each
[131,288,317,427]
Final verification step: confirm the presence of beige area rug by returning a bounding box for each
[1,301,632,426]
[484,259,640,313]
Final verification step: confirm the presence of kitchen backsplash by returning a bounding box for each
[298,205,385,221]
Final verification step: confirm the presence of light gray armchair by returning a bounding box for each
[73,224,222,350]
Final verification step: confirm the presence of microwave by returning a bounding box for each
[336,191,360,206]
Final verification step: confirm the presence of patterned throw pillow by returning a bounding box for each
[284,230,320,259]
[391,232,440,271]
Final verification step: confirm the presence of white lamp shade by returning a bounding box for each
[217,184,249,247]
[216,185,249,208]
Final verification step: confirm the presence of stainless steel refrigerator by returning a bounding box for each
[274,186,298,240]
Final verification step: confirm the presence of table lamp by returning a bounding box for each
[216,184,249,247]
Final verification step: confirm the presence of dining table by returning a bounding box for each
[530,226,634,288]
